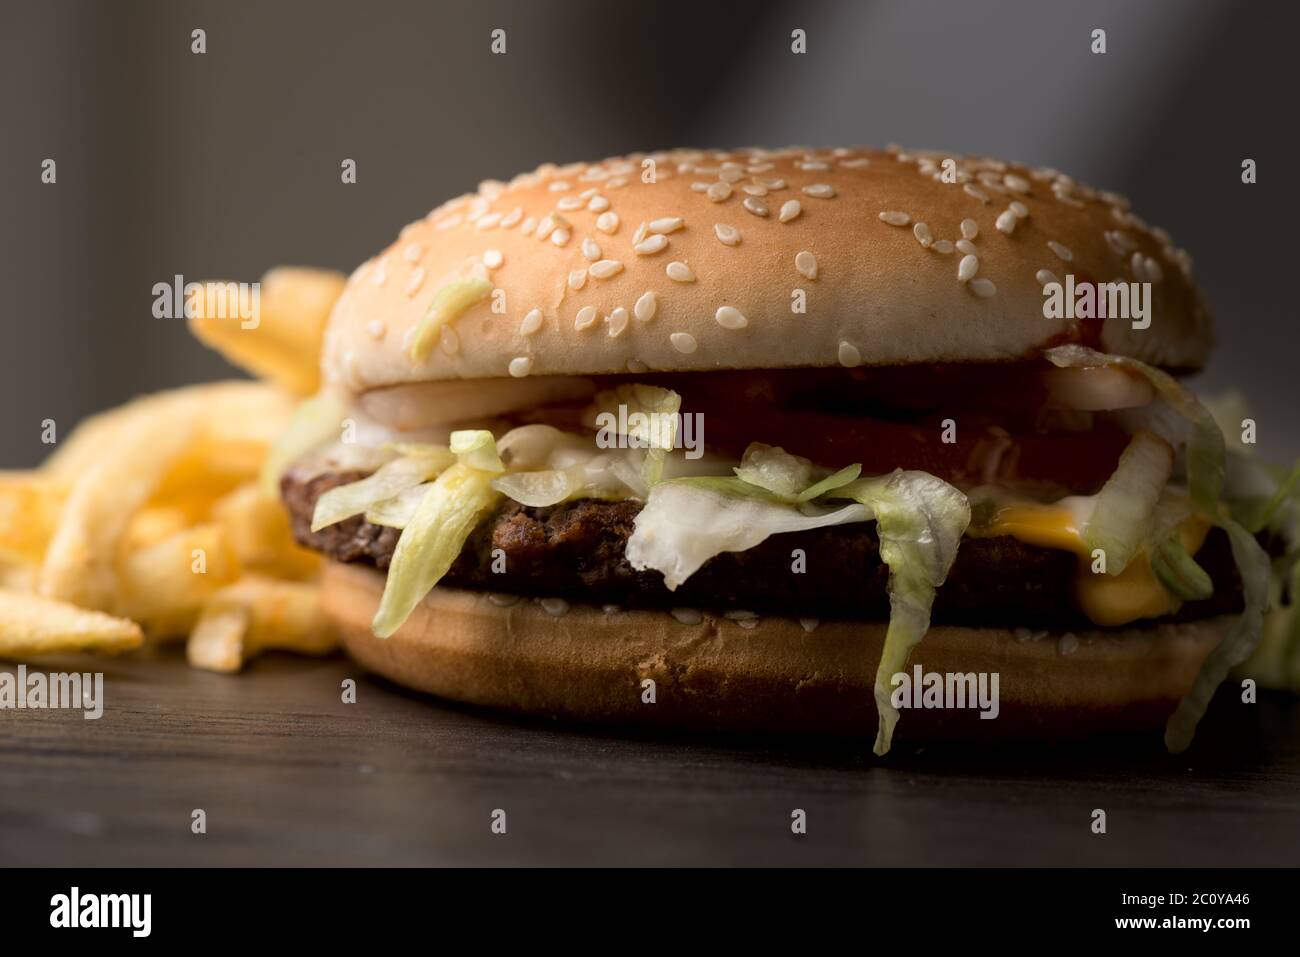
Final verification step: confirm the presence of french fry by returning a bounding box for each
[187,576,337,673]
[39,392,205,611]
[188,268,346,396]
[121,505,194,553]
[0,589,142,657]
[0,472,67,565]
[117,524,241,639]
[210,482,320,580]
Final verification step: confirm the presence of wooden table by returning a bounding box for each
[2,650,1298,867]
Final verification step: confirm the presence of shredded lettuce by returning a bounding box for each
[449,429,505,473]
[311,449,453,531]
[1165,517,1271,752]
[625,481,870,590]
[364,483,430,529]
[629,463,969,755]
[587,384,681,487]
[371,463,501,638]
[826,471,971,755]
[732,443,862,503]
[1083,430,1173,574]
[1151,536,1214,601]
[260,392,344,495]
[407,277,492,364]
[1046,346,1274,749]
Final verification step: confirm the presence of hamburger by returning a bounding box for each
[273,146,1280,754]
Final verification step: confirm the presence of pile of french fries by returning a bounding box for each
[0,268,346,672]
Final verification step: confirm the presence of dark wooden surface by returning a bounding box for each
[2,649,1298,867]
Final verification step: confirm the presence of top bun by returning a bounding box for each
[322,146,1212,394]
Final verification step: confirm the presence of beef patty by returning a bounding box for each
[283,470,1244,628]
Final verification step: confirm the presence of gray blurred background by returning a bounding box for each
[2,0,1296,466]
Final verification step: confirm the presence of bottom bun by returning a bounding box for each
[323,562,1229,740]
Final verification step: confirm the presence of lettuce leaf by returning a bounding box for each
[826,471,971,755]
[260,392,344,495]
[311,449,453,531]
[371,463,501,638]
[1082,430,1174,574]
[625,481,870,590]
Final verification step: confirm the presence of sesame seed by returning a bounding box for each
[550,228,571,247]
[963,184,991,204]
[707,182,733,202]
[715,306,748,329]
[547,181,571,192]
[670,332,698,354]
[607,307,629,338]
[778,200,801,223]
[632,221,649,245]
[574,306,598,331]
[838,340,861,368]
[582,237,601,260]
[595,211,619,234]
[798,161,830,171]
[1145,256,1163,282]
[795,250,818,280]
[557,196,583,212]
[995,210,1017,234]
[365,319,386,339]
[1009,201,1029,218]
[839,158,870,169]
[589,259,623,279]
[536,216,556,240]
[690,182,711,192]
[649,216,684,234]
[520,308,543,335]
[634,234,669,255]
[802,183,835,199]
[912,222,934,247]
[1036,269,1059,286]
[405,266,426,297]
[1104,230,1135,256]
[483,249,504,269]
[509,355,533,378]
[567,269,587,291]
[755,177,786,190]
[743,197,769,217]
[475,212,502,230]
[879,210,910,226]
[969,278,997,297]
[1047,240,1073,261]
[743,184,768,197]
[521,217,537,235]
[372,260,388,286]
[960,218,979,239]
[403,243,423,262]
[500,207,523,228]
[958,254,980,282]
[666,261,696,283]
[634,291,657,322]
[931,239,954,254]
[587,195,610,212]
[714,223,741,246]
[718,167,743,183]
[1003,173,1031,193]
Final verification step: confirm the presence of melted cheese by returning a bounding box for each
[973,499,1211,627]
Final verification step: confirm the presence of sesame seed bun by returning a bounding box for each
[322,146,1212,394]
[324,563,1228,739]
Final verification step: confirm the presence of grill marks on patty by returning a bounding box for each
[282,470,1243,629]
